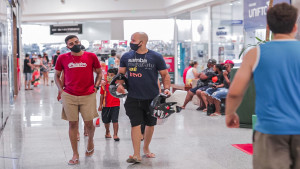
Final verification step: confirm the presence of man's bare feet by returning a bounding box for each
[77,132,80,141]
[143,148,156,158]
[113,135,120,141]
[85,142,94,156]
[210,112,221,116]
[68,154,79,165]
[105,133,112,138]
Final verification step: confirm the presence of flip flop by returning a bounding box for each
[126,155,141,163]
[105,135,112,138]
[210,113,221,116]
[114,137,120,141]
[144,153,156,158]
[68,159,79,165]
[85,148,94,157]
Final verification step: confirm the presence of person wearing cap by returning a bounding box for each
[181,59,216,109]
[226,3,300,169]
[205,60,234,116]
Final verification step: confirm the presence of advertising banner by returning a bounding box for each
[244,0,291,30]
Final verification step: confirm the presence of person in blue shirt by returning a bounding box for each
[117,32,171,163]
[226,3,300,169]
[108,50,116,69]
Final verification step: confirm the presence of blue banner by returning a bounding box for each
[244,0,291,30]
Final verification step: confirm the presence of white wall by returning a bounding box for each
[111,20,124,40]
[21,22,111,44]
[124,19,174,41]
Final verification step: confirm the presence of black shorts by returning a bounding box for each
[124,97,157,127]
[101,106,120,123]
[190,85,209,94]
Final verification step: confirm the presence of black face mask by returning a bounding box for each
[69,44,81,53]
[130,42,141,51]
[57,53,60,55]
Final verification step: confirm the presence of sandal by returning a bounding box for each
[203,108,207,112]
[126,155,141,163]
[68,159,79,165]
[85,148,94,157]
[144,153,156,158]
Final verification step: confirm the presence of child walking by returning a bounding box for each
[98,68,120,141]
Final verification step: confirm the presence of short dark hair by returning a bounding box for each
[267,3,298,34]
[107,68,118,75]
[190,61,198,67]
[215,64,224,71]
[65,35,78,44]
[25,54,30,57]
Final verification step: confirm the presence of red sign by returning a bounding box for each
[164,57,174,72]
[119,40,127,45]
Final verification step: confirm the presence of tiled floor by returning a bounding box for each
[0,85,253,169]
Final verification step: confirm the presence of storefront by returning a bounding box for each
[174,0,243,84]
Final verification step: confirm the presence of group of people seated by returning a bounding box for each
[181,59,234,116]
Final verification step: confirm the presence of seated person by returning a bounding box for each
[200,64,224,112]
[185,61,200,85]
[181,59,216,109]
[183,61,193,84]
[205,60,234,116]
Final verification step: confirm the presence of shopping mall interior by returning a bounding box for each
[0,0,299,168]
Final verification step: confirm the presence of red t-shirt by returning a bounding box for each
[183,66,192,84]
[100,84,120,107]
[55,52,101,96]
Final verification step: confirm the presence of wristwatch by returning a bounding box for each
[94,86,100,91]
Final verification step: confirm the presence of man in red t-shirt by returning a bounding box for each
[183,61,193,84]
[55,35,102,165]
[98,68,121,141]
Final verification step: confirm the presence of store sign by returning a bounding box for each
[216,27,228,36]
[220,20,243,26]
[164,57,175,72]
[50,24,82,34]
[244,0,290,30]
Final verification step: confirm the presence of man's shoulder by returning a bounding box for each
[59,53,69,58]
[84,51,97,57]
[148,50,162,57]
[121,51,134,59]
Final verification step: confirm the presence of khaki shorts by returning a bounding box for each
[253,131,300,169]
[61,91,99,121]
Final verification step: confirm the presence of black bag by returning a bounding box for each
[196,80,205,88]
[207,104,215,116]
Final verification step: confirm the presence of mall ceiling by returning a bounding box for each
[20,0,233,23]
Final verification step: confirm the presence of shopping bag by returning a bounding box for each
[93,111,101,127]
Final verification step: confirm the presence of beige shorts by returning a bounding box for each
[61,91,99,121]
[253,131,300,169]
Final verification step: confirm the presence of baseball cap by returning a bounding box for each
[222,60,234,66]
[207,59,216,64]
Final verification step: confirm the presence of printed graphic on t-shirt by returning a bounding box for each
[128,57,155,78]
[68,62,87,68]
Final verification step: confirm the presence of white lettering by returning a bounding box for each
[68,62,87,68]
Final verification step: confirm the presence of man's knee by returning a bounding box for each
[196,90,201,95]
[84,121,94,130]
[69,121,78,129]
